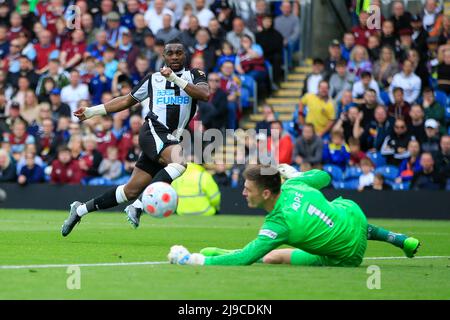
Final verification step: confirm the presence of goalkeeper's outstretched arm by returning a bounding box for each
[278,164,331,190]
[169,221,289,266]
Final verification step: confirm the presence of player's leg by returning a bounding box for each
[367,224,420,258]
[125,153,166,228]
[150,144,187,184]
[263,249,325,266]
[61,167,152,236]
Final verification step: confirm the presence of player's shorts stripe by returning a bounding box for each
[148,119,164,154]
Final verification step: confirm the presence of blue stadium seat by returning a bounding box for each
[379,90,391,106]
[333,179,359,190]
[445,103,450,122]
[264,60,278,91]
[239,75,257,109]
[375,165,399,181]
[366,151,386,168]
[343,166,362,180]
[392,181,411,190]
[322,164,344,182]
[434,90,447,108]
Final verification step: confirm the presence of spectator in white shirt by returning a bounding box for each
[144,0,174,35]
[389,59,422,105]
[195,0,215,28]
[60,70,89,121]
[358,158,375,191]
[352,71,381,104]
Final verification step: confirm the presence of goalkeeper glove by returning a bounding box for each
[277,164,302,180]
[168,245,205,266]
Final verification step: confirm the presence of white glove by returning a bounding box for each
[168,245,205,266]
[277,164,301,180]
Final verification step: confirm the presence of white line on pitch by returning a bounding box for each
[1,256,449,270]
[364,255,450,260]
[0,261,168,270]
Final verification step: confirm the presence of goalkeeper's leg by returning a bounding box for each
[263,249,325,266]
[367,224,420,258]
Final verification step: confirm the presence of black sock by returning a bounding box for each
[151,169,173,184]
[85,188,118,212]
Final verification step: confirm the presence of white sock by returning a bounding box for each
[115,185,128,204]
[132,199,143,210]
[165,163,186,180]
[76,204,89,217]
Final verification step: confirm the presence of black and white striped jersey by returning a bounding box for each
[130,68,207,136]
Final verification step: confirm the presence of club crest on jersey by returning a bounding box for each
[156,89,190,105]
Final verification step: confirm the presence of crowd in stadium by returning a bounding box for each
[0,0,449,192]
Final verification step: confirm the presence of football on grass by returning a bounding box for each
[142,182,178,218]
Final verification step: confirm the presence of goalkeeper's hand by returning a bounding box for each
[277,164,301,180]
[168,245,205,266]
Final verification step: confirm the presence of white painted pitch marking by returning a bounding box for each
[363,255,450,260]
[0,261,168,270]
[0,256,449,270]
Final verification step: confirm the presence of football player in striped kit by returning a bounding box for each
[62,39,209,236]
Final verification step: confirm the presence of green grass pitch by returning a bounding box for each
[0,209,449,300]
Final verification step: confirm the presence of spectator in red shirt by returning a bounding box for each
[7,12,30,42]
[40,0,66,36]
[269,120,294,165]
[50,145,83,184]
[34,29,57,73]
[388,87,411,124]
[95,114,118,158]
[60,29,86,70]
[351,11,378,48]
[118,114,143,161]
[348,137,367,166]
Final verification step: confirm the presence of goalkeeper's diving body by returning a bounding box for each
[61,39,209,236]
[168,164,420,266]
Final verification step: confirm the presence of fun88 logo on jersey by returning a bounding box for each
[156,89,190,105]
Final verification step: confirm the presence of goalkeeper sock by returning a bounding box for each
[77,186,128,216]
[367,224,408,248]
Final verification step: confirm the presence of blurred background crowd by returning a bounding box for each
[0,0,448,192]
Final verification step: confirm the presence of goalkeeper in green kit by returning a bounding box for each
[168,164,420,267]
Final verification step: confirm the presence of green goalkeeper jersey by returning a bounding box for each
[204,170,367,266]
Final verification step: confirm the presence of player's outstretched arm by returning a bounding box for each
[169,222,289,266]
[74,94,138,121]
[278,164,331,190]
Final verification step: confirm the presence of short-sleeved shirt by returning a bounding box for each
[301,93,336,134]
[130,68,207,136]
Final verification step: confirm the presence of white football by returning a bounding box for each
[142,182,178,218]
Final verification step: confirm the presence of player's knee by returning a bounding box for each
[262,252,284,264]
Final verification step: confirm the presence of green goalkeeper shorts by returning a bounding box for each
[291,199,368,267]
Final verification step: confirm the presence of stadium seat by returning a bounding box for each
[379,90,391,106]
[332,179,359,190]
[239,75,257,110]
[445,102,450,124]
[434,90,448,108]
[264,60,278,91]
[366,151,386,168]
[343,166,362,180]
[375,165,399,181]
[446,179,450,191]
[392,181,411,191]
[322,164,344,182]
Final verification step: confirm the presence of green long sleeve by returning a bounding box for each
[286,170,331,190]
[204,220,289,266]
